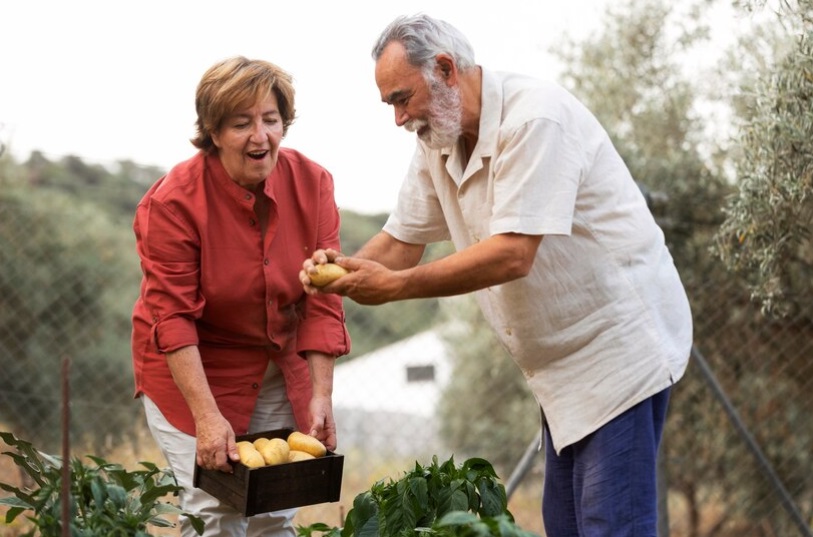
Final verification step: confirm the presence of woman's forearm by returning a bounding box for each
[306,351,335,399]
[166,345,220,422]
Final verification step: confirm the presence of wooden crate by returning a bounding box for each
[193,428,344,516]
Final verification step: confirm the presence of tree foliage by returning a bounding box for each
[550,1,813,534]
[0,180,143,452]
[714,0,813,316]
[555,0,731,251]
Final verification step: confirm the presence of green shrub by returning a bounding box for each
[298,455,539,537]
[0,431,203,536]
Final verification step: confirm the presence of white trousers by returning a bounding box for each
[142,360,298,537]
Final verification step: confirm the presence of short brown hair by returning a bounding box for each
[190,56,297,153]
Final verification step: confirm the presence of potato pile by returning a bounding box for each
[236,431,327,468]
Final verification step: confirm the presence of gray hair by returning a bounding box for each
[371,14,476,74]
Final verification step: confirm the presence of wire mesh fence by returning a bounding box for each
[1,175,812,537]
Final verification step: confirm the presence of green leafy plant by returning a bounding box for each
[0,431,203,536]
[297,455,539,537]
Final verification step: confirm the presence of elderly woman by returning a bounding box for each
[131,56,350,537]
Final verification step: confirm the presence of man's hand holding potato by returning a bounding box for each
[302,232,543,306]
[300,249,405,305]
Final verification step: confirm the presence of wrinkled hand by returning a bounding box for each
[305,256,403,305]
[300,248,344,293]
[308,394,337,452]
[194,412,238,473]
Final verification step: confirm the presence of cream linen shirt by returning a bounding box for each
[383,68,693,453]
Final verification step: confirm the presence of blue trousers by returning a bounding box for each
[542,387,671,537]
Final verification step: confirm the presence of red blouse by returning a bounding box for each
[131,149,350,436]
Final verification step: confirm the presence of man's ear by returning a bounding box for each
[435,54,456,83]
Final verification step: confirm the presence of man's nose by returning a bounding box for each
[394,107,410,127]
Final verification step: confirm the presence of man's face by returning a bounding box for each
[376,42,462,149]
[406,73,462,149]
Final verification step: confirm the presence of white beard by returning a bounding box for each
[405,77,462,149]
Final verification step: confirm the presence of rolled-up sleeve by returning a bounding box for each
[296,294,350,358]
[295,165,351,358]
[135,197,203,353]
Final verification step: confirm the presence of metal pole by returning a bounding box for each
[61,355,70,537]
[505,432,541,500]
[692,346,812,537]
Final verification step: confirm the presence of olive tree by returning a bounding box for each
[714,0,813,317]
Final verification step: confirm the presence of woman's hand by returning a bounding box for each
[194,411,239,472]
[308,393,337,452]
[305,350,337,452]
[300,248,344,294]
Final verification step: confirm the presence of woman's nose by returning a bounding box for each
[249,121,267,140]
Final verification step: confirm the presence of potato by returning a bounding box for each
[259,437,290,466]
[287,431,327,458]
[236,441,265,468]
[253,437,270,451]
[309,263,349,287]
[288,450,316,462]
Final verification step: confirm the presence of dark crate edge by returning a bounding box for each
[193,428,343,516]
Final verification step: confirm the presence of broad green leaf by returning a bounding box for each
[477,480,507,518]
[435,510,479,526]
[90,478,107,507]
[138,483,182,506]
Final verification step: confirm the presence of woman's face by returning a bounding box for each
[212,92,284,190]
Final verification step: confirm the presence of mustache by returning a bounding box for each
[404,119,427,133]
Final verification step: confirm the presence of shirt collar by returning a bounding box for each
[205,150,280,204]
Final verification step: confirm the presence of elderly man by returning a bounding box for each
[302,14,692,537]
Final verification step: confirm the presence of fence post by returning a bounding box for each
[61,354,70,537]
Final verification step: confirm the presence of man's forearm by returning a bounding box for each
[354,231,425,270]
[393,233,543,300]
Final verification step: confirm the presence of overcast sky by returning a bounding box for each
[2,0,745,214]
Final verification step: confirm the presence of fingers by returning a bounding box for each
[196,418,237,472]
[197,445,234,472]
[332,255,359,271]
[306,248,342,266]
[300,250,351,293]
[226,435,239,464]
[214,449,234,473]
[308,395,338,451]
[309,424,337,452]
[322,429,337,452]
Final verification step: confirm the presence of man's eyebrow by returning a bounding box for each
[383,89,410,104]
